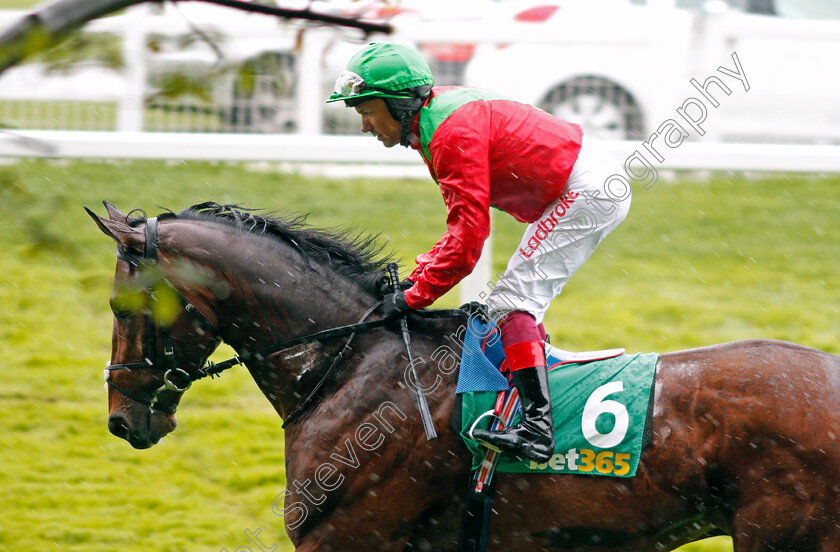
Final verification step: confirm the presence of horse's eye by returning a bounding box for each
[111,284,147,320]
[113,310,132,321]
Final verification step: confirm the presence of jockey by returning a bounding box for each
[328,42,631,464]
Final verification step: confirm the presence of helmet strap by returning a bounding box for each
[384,86,432,147]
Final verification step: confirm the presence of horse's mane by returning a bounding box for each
[130,202,394,296]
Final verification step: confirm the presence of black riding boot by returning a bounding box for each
[471,366,555,463]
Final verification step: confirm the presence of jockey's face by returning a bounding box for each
[355,99,401,148]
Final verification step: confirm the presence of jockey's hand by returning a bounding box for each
[379,278,414,296]
[383,290,414,318]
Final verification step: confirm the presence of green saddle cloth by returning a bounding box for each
[461,352,659,477]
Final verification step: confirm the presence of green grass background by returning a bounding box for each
[1,158,838,551]
[1,1,37,9]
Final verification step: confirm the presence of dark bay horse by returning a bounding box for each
[87,202,840,552]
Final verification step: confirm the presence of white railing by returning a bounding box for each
[2,131,840,174]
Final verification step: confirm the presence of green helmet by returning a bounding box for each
[327,42,434,104]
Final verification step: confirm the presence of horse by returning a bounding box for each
[87,201,840,552]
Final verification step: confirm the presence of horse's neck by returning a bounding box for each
[173,223,373,340]
[217,269,376,348]
[198,236,379,417]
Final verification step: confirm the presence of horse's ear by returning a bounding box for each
[85,207,145,254]
[103,201,129,224]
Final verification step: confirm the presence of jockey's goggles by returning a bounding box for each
[329,71,414,103]
[334,71,367,97]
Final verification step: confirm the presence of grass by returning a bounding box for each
[1,0,38,9]
[1,158,838,551]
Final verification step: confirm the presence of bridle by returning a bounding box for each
[104,216,479,425]
[104,217,395,422]
[105,217,219,415]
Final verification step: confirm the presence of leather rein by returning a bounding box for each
[104,217,471,424]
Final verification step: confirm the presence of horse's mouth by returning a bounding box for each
[117,424,162,449]
[109,411,175,448]
[127,433,160,449]
[127,419,174,449]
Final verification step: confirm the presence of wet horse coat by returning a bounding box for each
[89,203,840,551]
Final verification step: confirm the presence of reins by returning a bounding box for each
[204,304,473,428]
[197,307,390,385]
[105,215,475,426]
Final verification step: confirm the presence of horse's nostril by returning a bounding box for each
[108,414,131,439]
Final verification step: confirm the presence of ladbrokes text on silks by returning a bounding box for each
[518,191,579,259]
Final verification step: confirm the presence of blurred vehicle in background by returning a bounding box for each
[464,0,840,143]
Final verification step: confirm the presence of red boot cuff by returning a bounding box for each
[503,341,546,372]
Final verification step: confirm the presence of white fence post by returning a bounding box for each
[459,210,494,304]
[117,5,148,132]
[295,30,326,135]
